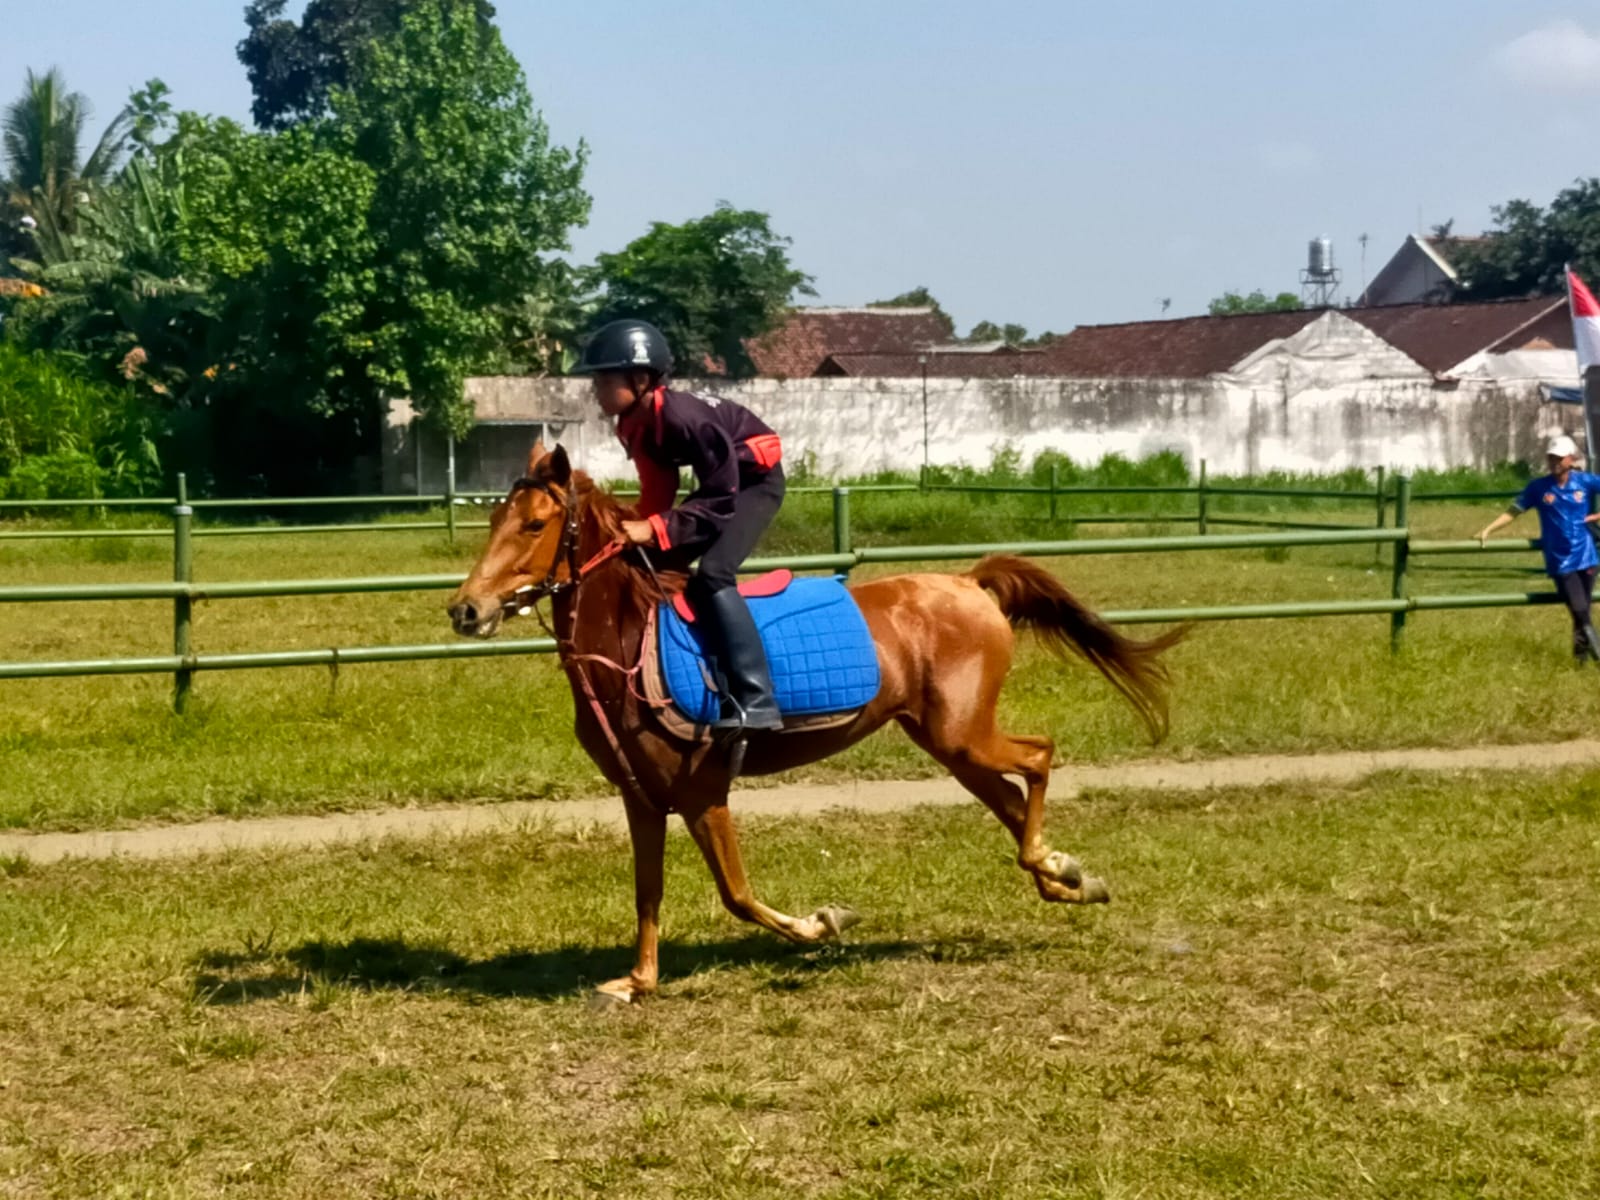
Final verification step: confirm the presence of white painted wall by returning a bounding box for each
[383,343,1568,493]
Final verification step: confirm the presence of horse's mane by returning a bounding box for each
[572,471,688,611]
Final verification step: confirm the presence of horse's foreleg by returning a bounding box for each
[594,793,668,1006]
[684,801,858,944]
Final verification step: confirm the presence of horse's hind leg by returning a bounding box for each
[683,800,859,943]
[898,716,1109,905]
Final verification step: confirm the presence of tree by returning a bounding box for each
[592,203,814,379]
[868,285,956,338]
[238,0,497,130]
[2,68,132,243]
[1455,179,1600,299]
[321,0,588,430]
[1208,290,1301,316]
[965,319,1030,345]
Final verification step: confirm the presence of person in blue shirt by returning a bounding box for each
[1478,435,1600,662]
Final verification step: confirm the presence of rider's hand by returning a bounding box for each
[618,519,656,546]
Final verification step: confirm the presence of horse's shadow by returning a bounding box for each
[187,931,1010,1006]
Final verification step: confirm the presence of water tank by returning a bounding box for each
[1308,237,1334,277]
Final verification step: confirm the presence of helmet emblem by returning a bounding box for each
[631,332,651,363]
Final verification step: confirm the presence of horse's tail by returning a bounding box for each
[967,554,1188,743]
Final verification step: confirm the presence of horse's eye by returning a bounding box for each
[522,519,546,535]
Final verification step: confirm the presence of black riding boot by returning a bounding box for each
[1578,622,1600,663]
[698,587,784,731]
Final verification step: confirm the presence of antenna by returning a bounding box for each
[1358,233,1369,303]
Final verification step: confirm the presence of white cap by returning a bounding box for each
[1548,434,1580,459]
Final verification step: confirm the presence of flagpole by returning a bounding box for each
[1570,264,1600,470]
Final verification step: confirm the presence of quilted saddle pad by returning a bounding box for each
[656,575,881,726]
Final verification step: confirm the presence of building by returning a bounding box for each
[1040,297,1570,384]
[387,298,1581,492]
[743,306,953,378]
[1359,233,1491,306]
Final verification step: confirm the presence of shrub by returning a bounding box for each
[0,342,161,498]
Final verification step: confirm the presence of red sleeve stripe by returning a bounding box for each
[647,512,671,550]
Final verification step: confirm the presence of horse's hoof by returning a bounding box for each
[816,906,861,939]
[588,985,635,1012]
[1041,851,1083,889]
[1082,876,1111,904]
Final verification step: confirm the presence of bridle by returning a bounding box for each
[499,474,587,619]
[492,473,669,811]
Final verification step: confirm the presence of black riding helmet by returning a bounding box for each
[570,319,674,379]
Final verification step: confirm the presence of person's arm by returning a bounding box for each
[1479,479,1535,543]
[657,423,738,551]
[1477,509,1519,544]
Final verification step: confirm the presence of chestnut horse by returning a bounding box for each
[448,445,1184,1005]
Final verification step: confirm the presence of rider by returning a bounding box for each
[571,318,786,731]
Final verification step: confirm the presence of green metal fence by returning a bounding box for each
[0,462,1431,547]
[0,469,1568,709]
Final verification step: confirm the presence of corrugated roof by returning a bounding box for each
[744,307,954,378]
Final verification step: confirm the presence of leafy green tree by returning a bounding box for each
[2,68,132,249]
[324,0,588,430]
[868,285,956,338]
[1455,179,1600,299]
[592,203,813,379]
[9,2,586,486]
[1207,290,1301,316]
[238,0,497,130]
[965,319,1031,345]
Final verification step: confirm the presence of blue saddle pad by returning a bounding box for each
[657,577,880,725]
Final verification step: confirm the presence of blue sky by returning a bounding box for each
[4,1,1598,333]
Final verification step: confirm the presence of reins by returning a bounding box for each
[506,477,671,815]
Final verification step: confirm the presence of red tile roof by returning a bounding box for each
[1346,297,1565,373]
[816,350,1051,378]
[1036,298,1569,380]
[744,307,954,378]
[1040,310,1319,378]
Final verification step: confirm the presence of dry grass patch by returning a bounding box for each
[1,769,1597,1196]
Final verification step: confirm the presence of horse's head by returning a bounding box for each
[448,442,575,639]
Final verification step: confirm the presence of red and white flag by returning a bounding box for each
[1568,266,1600,373]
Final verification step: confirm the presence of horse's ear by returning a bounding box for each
[548,444,571,486]
[525,439,548,476]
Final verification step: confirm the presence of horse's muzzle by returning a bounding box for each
[448,597,502,639]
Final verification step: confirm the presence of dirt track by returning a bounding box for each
[5,739,1599,866]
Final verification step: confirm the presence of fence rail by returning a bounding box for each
[0,468,1572,706]
[4,461,1523,546]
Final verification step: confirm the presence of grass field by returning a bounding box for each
[0,484,1589,831]
[1,768,1596,1197]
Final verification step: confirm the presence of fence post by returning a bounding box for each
[1374,465,1387,563]
[832,486,852,573]
[1197,459,1209,536]
[1389,473,1411,654]
[172,473,194,713]
[1049,462,1059,523]
[445,432,457,545]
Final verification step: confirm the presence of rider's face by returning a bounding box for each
[591,371,650,418]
